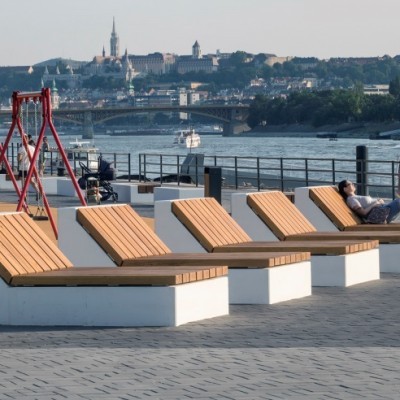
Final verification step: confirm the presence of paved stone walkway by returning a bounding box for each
[0,274,399,399]
[1,189,400,399]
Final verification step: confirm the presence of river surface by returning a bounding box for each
[47,134,400,162]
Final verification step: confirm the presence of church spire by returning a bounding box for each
[110,17,120,57]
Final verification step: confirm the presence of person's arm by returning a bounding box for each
[17,149,23,163]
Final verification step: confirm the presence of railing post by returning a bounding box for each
[256,157,260,191]
[176,155,180,184]
[128,153,131,182]
[280,158,284,191]
[305,159,309,186]
[332,159,336,184]
[234,157,238,189]
[356,145,368,195]
[160,154,163,185]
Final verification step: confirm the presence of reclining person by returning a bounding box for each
[338,179,400,223]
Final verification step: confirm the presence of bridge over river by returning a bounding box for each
[0,104,250,138]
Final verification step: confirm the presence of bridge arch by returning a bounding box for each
[52,104,250,137]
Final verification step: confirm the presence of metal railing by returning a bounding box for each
[1,143,132,180]
[2,141,398,199]
[138,152,400,198]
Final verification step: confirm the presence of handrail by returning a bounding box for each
[138,152,400,198]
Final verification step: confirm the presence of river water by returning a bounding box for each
[5,132,400,192]
[50,133,400,162]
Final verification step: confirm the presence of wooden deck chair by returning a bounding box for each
[58,204,312,304]
[154,197,379,287]
[0,212,229,327]
[302,186,400,231]
[232,190,400,273]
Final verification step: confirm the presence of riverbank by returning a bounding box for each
[244,121,400,138]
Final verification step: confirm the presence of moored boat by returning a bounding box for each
[53,138,99,173]
[173,128,201,149]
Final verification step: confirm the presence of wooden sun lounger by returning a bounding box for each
[58,204,312,304]
[308,186,400,231]
[295,186,400,273]
[155,197,380,287]
[232,190,400,272]
[0,212,229,327]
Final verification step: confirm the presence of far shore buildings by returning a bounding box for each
[40,19,285,87]
[3,17,396,106]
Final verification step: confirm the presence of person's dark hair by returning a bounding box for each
[338,180,349,199]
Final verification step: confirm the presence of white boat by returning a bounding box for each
[54,138,99,172]
[173,128,201,149]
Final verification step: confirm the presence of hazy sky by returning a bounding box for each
[1,0,400,66]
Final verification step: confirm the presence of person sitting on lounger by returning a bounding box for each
[338,180,400,223]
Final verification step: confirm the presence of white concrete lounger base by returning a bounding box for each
[0,277,229,327]
[229,262,311,304]
[231,193,380,286]
[309,251,379,286]
[295,187,400,273]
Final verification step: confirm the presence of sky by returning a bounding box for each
[1,0,400,66]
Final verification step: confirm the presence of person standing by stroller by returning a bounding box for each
[17,136,39,197]
[39,136,49,176]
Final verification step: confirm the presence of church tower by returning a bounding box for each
[192,40,202,59]
[110,17,120,57]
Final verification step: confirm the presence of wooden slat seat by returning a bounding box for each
[0,212,226,287]
[214,240,379,256]
[124,251,311,268]
[171,197,379,253]
[309,186,400,231]
[76,204,311,268]
[245,191,400,244]
[10,266,227,286]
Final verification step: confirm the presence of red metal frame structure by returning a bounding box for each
[0,88,87,238]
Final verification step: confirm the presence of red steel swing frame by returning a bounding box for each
[0,88,87,239]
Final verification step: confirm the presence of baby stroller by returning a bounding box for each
[78,156,118,203]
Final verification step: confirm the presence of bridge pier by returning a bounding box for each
[222,121,251,136]
[83,111,94,139]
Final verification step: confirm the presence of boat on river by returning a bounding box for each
[53,138,99,173]
[173,128,201,149]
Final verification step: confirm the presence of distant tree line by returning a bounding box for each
[247,77,400,128]
[135,53,400,93]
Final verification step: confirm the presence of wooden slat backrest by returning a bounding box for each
[171,198,252,252]
[309,186,361,230]
[77,204,171,266]
[247,191,317,240]
[0,213,73,283]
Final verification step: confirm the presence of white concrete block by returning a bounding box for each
[229,261,312,304]
[58,205,115,267]
[155,200,206,253]
[57,178,82,197]
[154,186,204,201]
[0,277,229,327]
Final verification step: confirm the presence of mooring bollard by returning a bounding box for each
[204,166,222,204]
[356,145,368,195]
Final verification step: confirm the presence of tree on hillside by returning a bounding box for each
[389,76,400,97]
